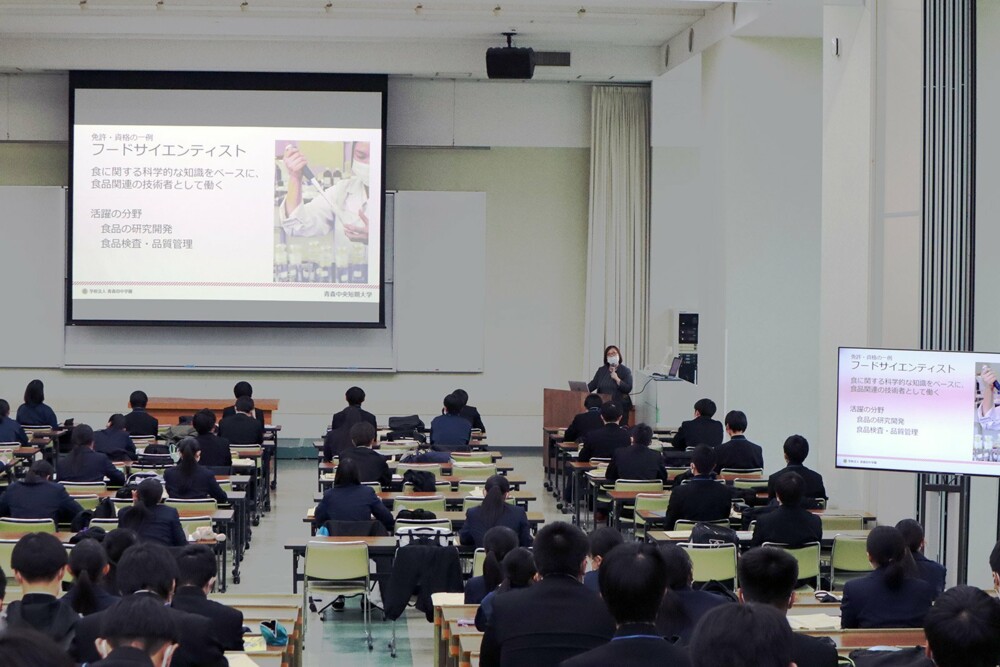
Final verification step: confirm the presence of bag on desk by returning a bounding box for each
[848,647,934,667]
[388,415,425,432]
[690,521,740,548]
[401,470,437,492]
[396,508,437,522]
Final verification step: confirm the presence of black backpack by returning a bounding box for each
[848,647,934,667]
[396,508,437,521]
[690,521,740,547]
[401,469,437,492]
[388,415,425,431]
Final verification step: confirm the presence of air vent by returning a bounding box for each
[534,51,571,67]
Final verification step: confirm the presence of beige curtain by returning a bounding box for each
[584,86,651,375]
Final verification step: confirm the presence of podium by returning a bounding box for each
[542,388,609,479]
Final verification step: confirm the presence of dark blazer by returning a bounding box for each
[15,402,58,428]
[713,435,764,471]
[791,632,839,667]
[750,505,822,548]
[0,479,83,523]
[840,568,936,628]
[88,645,159,666]
[117,504,187,547]
[480,574,615,667]
[60,584,120,616]
[563,409,604,443]
[194,432,232,468]
[430,413,472,447]
[562,623,692,667]
[460,405,486,432]
[73,592,227,667]
[767,464,827,501]
[465,575,489,605]
[0,417,28,446]
[912,552,946,596]
[662,476,731,530]
[56,448,126,486]
[588,364,634,410]
[171,585,244,651]
[606,445,667,483]
[670,416,723,451]
[459,505,533,549]
[340,445,392,489]
[124,408,158,437]
[314,484,394,532]
[655,587,731,644]
[164,465,228,504]
[578,424,630,462]
[332,405,377,430]
[218,412,264,445]
[93,428,136,460]
[223,404,266,428]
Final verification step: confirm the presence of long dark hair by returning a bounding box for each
[23,379,44,405]
[658,543,695,631]
[102,528,138,595]
[480,475,511,528]
[66,424,95,472]
[177,438,200,477]
[482,526,518,592]
[603,345,623,367]
[0,398,9,424]
[334,457,361,487]
[120,479,163,531]
[68,539,108,615]
[867,525,916,590]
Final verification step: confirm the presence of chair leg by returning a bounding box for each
[388,619,397,658]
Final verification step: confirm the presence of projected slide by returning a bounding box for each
[837,347,1000,476]
[68,73,386,326]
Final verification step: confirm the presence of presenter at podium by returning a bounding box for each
[588,345,633,425]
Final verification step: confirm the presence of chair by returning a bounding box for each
[303,540,373,648]
[673,518,729,533]
[820,515,865,531]
[719,468,763,481]
[396,463,442,479]
[217,480,234,495]
[472,548,485,577]
[681,543,738,587]
[0,540,18,585]
[448,463,497,482]
[611,480,665,531]
[829,534,873,590]
[633,493,670,539]
[165,498,219,514]
[72,494,101,512]
[90,518,119,528]
[450,452,494,465]
[0,517,56,533]
[764,542,822,591]
[395,523,454,546]
[393,495,446,514]
[59,481,107,495]
[731,478,768,491]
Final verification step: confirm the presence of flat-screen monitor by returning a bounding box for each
[837,346,1000,476]
[68,70,387,327]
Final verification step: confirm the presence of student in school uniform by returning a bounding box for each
[16,379,58,428]
[93,414,137,461]
[661,445,731,530]
[0,460,83,524]
[713,411,763,472]
[124,391,158,437]
[670,398,723,451]
[222,380,267,428]
[0,398,29,446]
[56,424,126,486]
[117,478,186,548]
[191,409,232,470]
[217,396,264,445]
[895,518,946,596]
[606,423,667,484]
[163,439,228,504]
[750,472,822,548]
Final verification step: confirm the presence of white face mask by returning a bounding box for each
[607,355,620,366]
[352,160,371,186]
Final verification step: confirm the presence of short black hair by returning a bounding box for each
[991,539,1000,575]
[11,533,67,583]
[192,409,215,435]
[724,410,747,432]
[0,629,74,667]
[0,399,9,418]
[694,398,717,418]
[782,435,809,464]
[599,401,622,423]
[350,422,376,447]
[774,471,804,507]
[501,548,536,589]
[129,390,148,408]
[99,594,179,653]
[583,394,603,410]
[738,547,798,609]
[107,413,127,431]
[658,542,693,589]
[345,386,366,406]
[25,459,53,483]
[24,379,45,406]
[116,543,179,598]
[588,526,624,559]
[176,544,217,589]
[443,393,463,415]
[631,423,653,447]
[895,519,925,553]
[691,604,795,667]
[691,444,716,475]
[599,543,668,624]
[925,585,1000,667]
[233,381,253,399]
[71,424,95,448]
[451,389,470,407]
[532,521,589,578]
[235,395,254,413]
[0,561,7,600]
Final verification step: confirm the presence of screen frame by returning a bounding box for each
[66,69,388,329]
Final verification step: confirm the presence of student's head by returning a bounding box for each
[350,422,376,447]
[451,389,470,408]
[482,526,519,591]
[693,398,716,418]
[500,548,536,591]
[11,533,67,588]
[690,444,716,476]
[895,519,925,554]
[177,437,200,474]
[96,594,179,667]
[345,386,366,406]
[70,423,95,449]
[774,472,805,507]
[738,547,797,613]
[724,410,748,434]
[66,538,110,616]
[532,521,590,579]
[866,525,915,589]
[588,526,624,570]
[235,395,254,414]
[990,539,1000,590]
[443,393,462,415]
[603,345,622,366]
[233,381,253,399]
[924,585,1000,667]
[480,475,512,527]
[23,379,45,405]
[689,603,795,667]
[103,528,138,567]
[24,460,53,483]
[599,543,667,625]
[583,393,603,410]
[116,543,179,599]
[129,390,148,409]
[176,544,217,592]
[0,629,75,667]
[599,401,622,424]
[0,399,9,420]
[333,456,361,487]
[631,423,653,447]
[192,409,216,435]
[782,434,809,465]
[658,542,694,590]
[107,413,127,431]
[135,478,164,508]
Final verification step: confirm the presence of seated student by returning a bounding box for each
[453,389,486,432]
[479,522,615,667]
[217,396,264,445]
[124,391,158,437]
[583,526,623,593]
[222,380,266,428]
[332,385,377,430]
[563,393,604,443]
[465,526,518,605]
[430,393,473,450]
[73,542,226,667]
[313,458,394,533]
[0,398,28,446]
[0,461,83,524]
[563,543,692,667]
[93,414,137,461]
[767,434,827,504]
[662,445,731,530]
[0,628,75,667]
[670,398,723,451]
[15,379,58,428]
[689,603,796,667]
[91,594,180,667]
[655,542,730,643]
[102,528,138,596]
[606,423,667,484]
[458,475,532,548]
[475,547,535,631]
[577,402,630,462]
[172,545,244,652]
[56,424,126,486]
[924,585,1000,667]
[737,547,838,667]
[191,410,231,470]
[840,525,936,629]
[61,538,120,616]
[713,411,764,472]
[117,479,187,548]
[164,439,228,504]
[4,533,78,650]
[750,472,822,548]
[339,422,391,489]
[896,518,946,596]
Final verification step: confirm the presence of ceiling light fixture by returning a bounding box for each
[577,7,586,18]
[492,4,501,17]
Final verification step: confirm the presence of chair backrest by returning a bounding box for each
[395,518,452,531]
[633,493,671,514]
[90,518,119,528]
[362,481,382,491]
[179,515,213,536]
[395,525,453,547]
[304,541,370,580]
[673,519,728,533]
[720,468,763,480]
[217,480,234,495]
[59,481,108,495]
[820,515,865,531]
[450,452,493,465]
[613,479,664,492]
[72,494,101,511]
[0,517,56,533]
[0,540,18,580]
[763,542,822,587]
[732,478,768,490]
[830,535,874,574]
[165,498,219,513]
[680,543,738,585]
[396,463,443,478]
[448,463,497,482]
[393,495,446,514]
[472,548,486,577]
[665,467,689,479]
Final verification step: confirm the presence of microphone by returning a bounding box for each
[994,380,1000,393]
[299,164,337,210]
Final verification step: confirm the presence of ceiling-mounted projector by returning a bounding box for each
[486,32,535,80]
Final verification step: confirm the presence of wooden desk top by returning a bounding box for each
[648,529,871,544]
[804,627,926,650]
[147,397,279,411]
[311,490,537,503]
[303,509,545,526]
